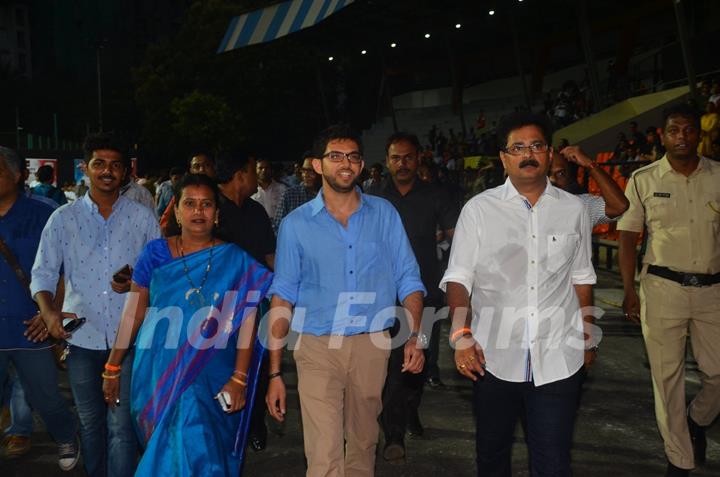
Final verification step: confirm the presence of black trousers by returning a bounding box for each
[473,370,583,477]
[380,321,425,441]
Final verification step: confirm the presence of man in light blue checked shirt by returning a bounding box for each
[265,125,426,476]
[31,132,160,477]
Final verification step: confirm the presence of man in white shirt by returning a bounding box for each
[440,112,597,476]
[251,158,287,220]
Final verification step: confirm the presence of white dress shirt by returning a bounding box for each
[251,180,287,220]
[440,178,596,386]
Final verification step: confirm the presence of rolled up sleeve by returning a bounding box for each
[267,217,302,305]
[439,202,480,294]
[571,206,597,285]
[30,211,63,299]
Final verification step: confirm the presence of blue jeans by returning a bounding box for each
[0,348,76,443]
[66,345,137,477]
[472,370,583,477]
[8,374,34,436]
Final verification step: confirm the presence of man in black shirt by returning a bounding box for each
[214,152,275,451]
[368,132,459,462]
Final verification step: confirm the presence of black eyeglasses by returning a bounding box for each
[323,151,363,164]
[503,142,550,156]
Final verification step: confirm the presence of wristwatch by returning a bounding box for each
[408,331,429,348]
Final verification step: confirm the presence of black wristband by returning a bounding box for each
[268,371,282,380]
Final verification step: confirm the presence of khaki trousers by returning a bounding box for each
[294,332,391,477]
[640,275,720,469]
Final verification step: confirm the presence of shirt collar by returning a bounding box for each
[81,190,126,215]
[657,154,710,177]
[310,186,369,217]
[499,177,558,202]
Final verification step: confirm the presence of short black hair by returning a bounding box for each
[495,112,554,151]
[172,173,220,206]
[312,124,363,158]
[83,131,128,165]
[214,150,253,184]
[187,152,213,167]
[385,132,421,155]
[302,150,315,161]
[370,163,383,172]
[662,102,701,129]
[36,164,55,183]
[169,166,185,176]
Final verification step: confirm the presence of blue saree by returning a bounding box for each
[130,241,273,476]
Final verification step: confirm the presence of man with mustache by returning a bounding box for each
[266,124,426,476]
[368,131,459,462]
[31,132,161,477]
[618,103,720,477]
[441,112,597,476]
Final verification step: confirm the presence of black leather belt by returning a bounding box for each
[647,265,720,287]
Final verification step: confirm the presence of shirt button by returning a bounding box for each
[103,291,108,295]
[531,260,535,264]
[689,199,693,203]
[531,286,535,290]
[690,219,694,223]
[532,235,536,239]
[349,271,354,274]
[349,245,353,249]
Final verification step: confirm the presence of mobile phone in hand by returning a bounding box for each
[112,264,132,284]
[62,317,86,333]
[216,391,232,412]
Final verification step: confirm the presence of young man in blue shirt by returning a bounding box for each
[265,125,426,476]
[31,133,160,477]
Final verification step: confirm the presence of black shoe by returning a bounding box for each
[382,437,405,462]
[665,462,689,477]
[248,433,266,452]
[687,414,706,466]
[407,410,424,438]
[426,377,445,389]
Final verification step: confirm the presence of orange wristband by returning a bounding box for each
[104,363,121,372]
[450,327,473,343]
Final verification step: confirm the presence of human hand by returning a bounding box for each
[219,380,247,413]
[266,377,287,422]
[454,336,486,381]
[622,289,641,324]
[401,337,425,374]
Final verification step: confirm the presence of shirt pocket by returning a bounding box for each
[645,197,675,226]
[703,194,720,231]
[546,233,579,273]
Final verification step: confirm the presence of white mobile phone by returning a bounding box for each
[216,391,232,412]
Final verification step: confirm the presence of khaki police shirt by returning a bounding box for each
[618,156,720,275]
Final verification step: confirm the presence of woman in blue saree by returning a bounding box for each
[102,174,273,476]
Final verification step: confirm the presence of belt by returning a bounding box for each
[647,265,720,287]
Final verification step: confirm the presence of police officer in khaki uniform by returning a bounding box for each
[618,103,720,477]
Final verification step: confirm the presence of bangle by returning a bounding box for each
[450,327,472,343]
[104,363,121,372]
[586,161,599,170]
[101,372,119,380]
[233,370,248,378]
[230,376,247,386]
[268,371,282,380]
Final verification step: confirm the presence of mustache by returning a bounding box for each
[519,159,540,168]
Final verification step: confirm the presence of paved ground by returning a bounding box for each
[2,271,719,476]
